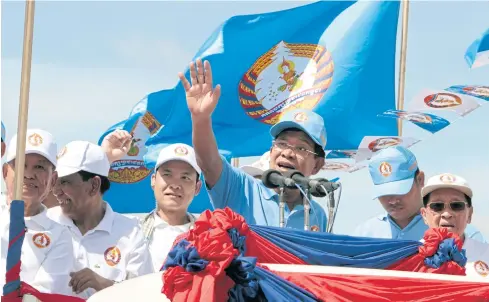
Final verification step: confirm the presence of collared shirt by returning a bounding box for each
[463,237,489,280]
[0,205,74,295]
[143,211,196,272]
[208,156,328,232]
[47,203,153,299]
[353,213,487,242]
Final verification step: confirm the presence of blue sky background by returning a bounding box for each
[1,1,488,236]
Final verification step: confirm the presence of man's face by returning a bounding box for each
[378,171,425,222]
[269,130,324,178]
[151,160,201,213]
[2,153,55,205]
[421,188,473,237]
[52,172,99,220]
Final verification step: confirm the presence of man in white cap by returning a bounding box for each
[48,140,153,298]
[421,173,489,280]
[240,151,270,180]
[141,143,202,272]
[0,129,74,295]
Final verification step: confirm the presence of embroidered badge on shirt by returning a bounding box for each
[310,225,320,232]
[104,246,122,267]
[32,233,51,248]
[474,260,489,277]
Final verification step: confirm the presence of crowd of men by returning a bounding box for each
[0,59,487,298]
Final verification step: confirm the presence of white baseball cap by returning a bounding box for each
[155,143,201,175]
[7,129,57,166]
[240,151,270,177]
[56,141,110,178]
[421,173,473,198]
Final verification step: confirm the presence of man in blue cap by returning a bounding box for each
[353,145,486,242]
[179,59,328,231]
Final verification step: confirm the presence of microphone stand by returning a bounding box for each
[279,187,285,228]
[326,191,335,233]
[303,188,311,231]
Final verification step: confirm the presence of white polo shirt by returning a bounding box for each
[147,212,195,272]
[463,237,489,281]
[0,205,74,295]
[47,203,154,299]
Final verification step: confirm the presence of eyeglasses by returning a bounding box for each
[428,201,468,213]
[272,141,317,157]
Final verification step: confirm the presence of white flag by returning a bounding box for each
[407,89,481,116]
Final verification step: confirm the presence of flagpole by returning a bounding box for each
[3,0,36,299]
[397,0,409,136]
[232,158,240,167]
[13,0,36,200]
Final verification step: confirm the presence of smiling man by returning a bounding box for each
[421,173,489,280]
[47,140,153,299]
[180,59,328,231]
[141,143,202,271]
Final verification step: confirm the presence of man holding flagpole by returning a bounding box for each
[1,129,74,295]
[179,59,328,231]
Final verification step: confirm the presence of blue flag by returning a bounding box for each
[464,28,489,69]
[98,116,222,214]
[141,1,400,157]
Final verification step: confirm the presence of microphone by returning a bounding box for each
[285,170,340,197]
[261,169,296,189]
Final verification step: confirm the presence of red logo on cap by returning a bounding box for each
[28,133,43,147]
[424,93,462,108]
[174,146,188,156]
[294,112,308,123]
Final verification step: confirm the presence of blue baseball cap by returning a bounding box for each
[368,146,418,199]
[270,109,327,149]
[1,122,5,142]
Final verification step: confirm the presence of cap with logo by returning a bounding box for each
[7,129,57,166]
[368,145,418,200]
[56,141,110,178]
[269,109,327,149]
[421,173,472,199]
[155,143,201,175]
[240,151,270,177]
[1,122,5,142]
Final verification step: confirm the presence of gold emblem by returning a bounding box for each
[379,162,392,177]
[439,173,456,183]
[28,133,43,146]
[174,146,188,156]
[104,247,122,267]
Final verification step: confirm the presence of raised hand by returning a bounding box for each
[101,129,132,163]
[178,59,221,121]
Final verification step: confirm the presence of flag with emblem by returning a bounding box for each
[446,85,489,102]
[378,109,451,134]
[465,28,489,69]
[133,1,401,157]
[407,89,482,117]
[97,119,227,214]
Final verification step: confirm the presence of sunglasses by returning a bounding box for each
[428,201,467,212]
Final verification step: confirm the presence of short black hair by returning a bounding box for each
[276,128,326,158]
[78,170,111,195]
[423,192,472,207]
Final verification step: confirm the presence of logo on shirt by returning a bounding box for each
[379,162,392,177]
[310,225,320,232]
[28,133,43,147]
[474,260,489,277]
[32,233,51,248]
[104,246,122,267]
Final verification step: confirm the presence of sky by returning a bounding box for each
[1,1,488,236]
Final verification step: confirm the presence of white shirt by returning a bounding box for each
[0,204,74,295]
[47,203,154,299]
[147,212,194,272]
[463,237,489,280]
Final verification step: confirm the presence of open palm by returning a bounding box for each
[179,59,221,119]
